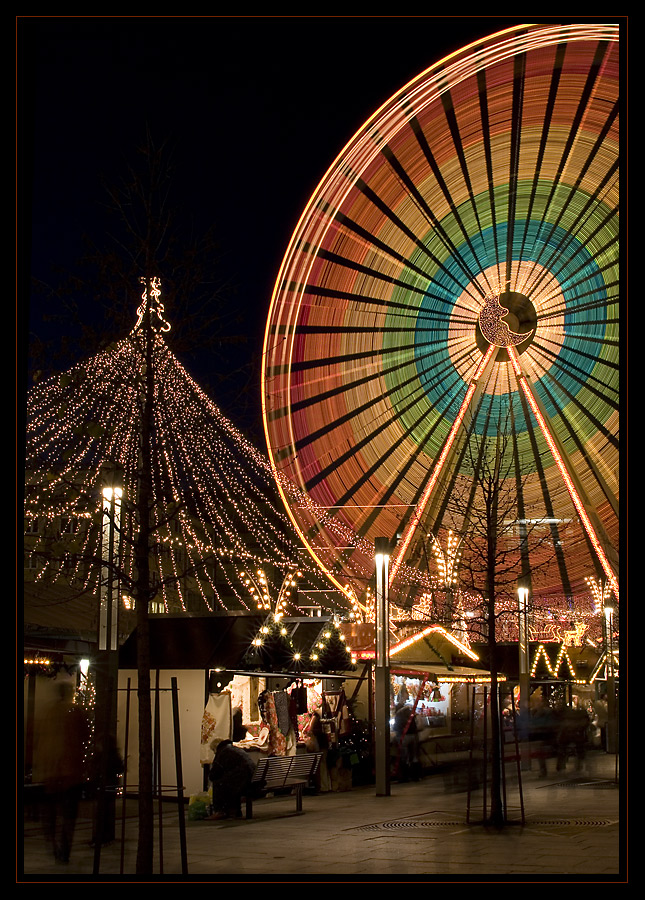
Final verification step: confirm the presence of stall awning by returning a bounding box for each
[390,663,506,683]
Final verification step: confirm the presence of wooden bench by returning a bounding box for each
[244,752,323,819]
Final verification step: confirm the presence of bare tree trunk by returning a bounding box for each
[487,596,504,828]
[486,446,505,827]
[135,282,154,875]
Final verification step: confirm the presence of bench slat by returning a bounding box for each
[244,752,324,819]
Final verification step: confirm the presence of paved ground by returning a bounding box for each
[21,750,625,882]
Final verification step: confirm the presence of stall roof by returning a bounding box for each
[118,614,346,671]
[339,622,499,682]
[341,622,482,665]
[119,614,266,670]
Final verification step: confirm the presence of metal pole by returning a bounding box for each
[95,470,124,859]
[605,600,617,754]
[171,678,188,875]
[374,537,391,796]
[517,585,530,768]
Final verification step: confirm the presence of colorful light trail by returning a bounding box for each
[263,22,619,608]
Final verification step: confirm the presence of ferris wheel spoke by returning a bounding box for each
[378,139,492,292]
[332,210,469,298]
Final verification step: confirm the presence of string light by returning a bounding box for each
[530,643,586,683]
[24,284,365,616]
[431,530,463,590]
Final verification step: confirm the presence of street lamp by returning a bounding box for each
[95,464,124,848]
[604,597,617,754]
[517,584,530,766]
[586,576,618,754]
[374,537,391,796]
[99,471,123,652]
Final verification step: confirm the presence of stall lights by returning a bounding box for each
[530,643,584,682]
[390,624,480,662]
[585,575,612,616]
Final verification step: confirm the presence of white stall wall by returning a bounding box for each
[117,669,207,798]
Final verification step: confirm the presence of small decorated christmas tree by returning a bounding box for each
[309,622,355,673]
[242,614,300,672]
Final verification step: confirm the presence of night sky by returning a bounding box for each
[19,15,573,442]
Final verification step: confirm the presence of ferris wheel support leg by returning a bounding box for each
[389,344,497,587]
[507,344,619,601]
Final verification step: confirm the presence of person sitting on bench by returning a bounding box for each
[208,736,256,820]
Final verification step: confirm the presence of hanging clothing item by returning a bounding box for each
[229,675,261,726]
[258,690,296,757]
[200,692,232,766]
[290,679,308,715]
[273,691,291,735]
[323,690,351,736]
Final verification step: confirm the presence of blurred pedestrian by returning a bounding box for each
[32,680,90,864]
[593,694,609,750]
[529,697,556,777]
[393,702,420,781]
[555,701,590,771]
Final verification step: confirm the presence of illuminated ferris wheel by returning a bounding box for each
[262,23,620,610]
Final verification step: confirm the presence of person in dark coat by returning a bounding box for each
[32,680,90,863]
[555,702,590,771]
[208,739,256,820]
[231,707,247,742]
[393,703,420,781]
[529,698,556,776]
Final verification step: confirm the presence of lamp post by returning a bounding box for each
[99,471,123,652]
[517,584,530,767]
[604,597,617,755]
[94,464,124,848]
[587,576,618,755]
[374,537,391,796]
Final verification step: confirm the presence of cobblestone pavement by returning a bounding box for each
[21,750,625,882]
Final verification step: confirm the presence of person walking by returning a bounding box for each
[32,680,90,864]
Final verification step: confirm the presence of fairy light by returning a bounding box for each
[25,285,358,617]
[530,643,585,683]
[432,529,463,589]
[134,276,171,333]
[308,619,353,670]
[585,575,611,615]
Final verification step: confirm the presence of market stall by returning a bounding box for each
[340,622,506,775]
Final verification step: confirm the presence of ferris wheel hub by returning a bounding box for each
[475,291,537,360]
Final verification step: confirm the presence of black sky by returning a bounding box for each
[20,15,572,441]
